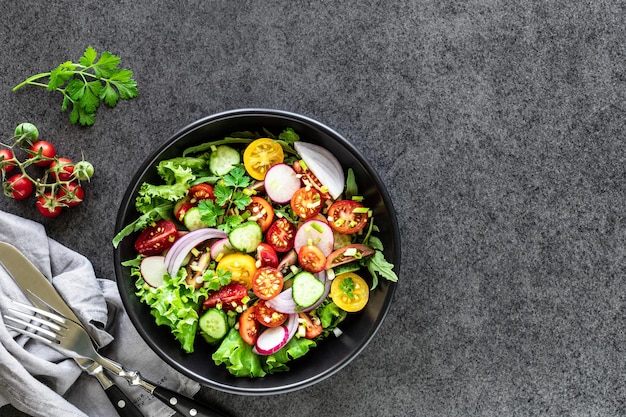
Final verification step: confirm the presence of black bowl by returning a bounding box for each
[114,109,400,395]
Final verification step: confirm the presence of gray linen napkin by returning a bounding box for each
[0,210,200,417]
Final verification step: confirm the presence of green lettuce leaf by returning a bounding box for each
[264,336,317,374]
[212,329,266,377]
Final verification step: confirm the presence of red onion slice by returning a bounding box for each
[164,228,227,276]
[294,141,345,199]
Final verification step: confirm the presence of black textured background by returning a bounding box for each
[2,1,626,416]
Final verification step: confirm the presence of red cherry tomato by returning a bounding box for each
[245,196,274,232]
[188,183,215,202]
[49,158,74,181]
[203,283,249,311]
[57,182,84,207]
[239,305,260,345]
[6,174,33,200]
[29,141,56,167]
[175,201,194,222]
[255,300,287,327]
[133,219,179,255]
[265,218,296,253]
[291,187,323,220]
[0,149,16,173]
[297,245,327,273]
[298,312,323,339]
[256,243,278,268]
[251,267,284,300]
[327,200,369,235]
[36,193,63,218]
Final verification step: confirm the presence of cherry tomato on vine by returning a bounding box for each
[327,200,369,235]
[58,182,84,207]
[298,244,327,273]
[251,266,284,300]
[245,196,274,232]
[265,218,296,253]
[291,187,323,220]
[243,138,284,180]
[238,305,260,345]
[0,149,16,173]
[29,141,56,167]
[50,158,74,181]
[5,174,33,200]
[134,219,179,256]
[255,300,287,327]
[36,193,63,218]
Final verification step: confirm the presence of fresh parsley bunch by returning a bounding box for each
[13,46,138,126]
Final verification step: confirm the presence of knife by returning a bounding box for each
[0,242,144,417]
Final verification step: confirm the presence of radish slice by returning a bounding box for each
[264,163,301,203]
[294,141,345,200]
[254,313,299,355]
[164,228,227,276]
[210,237,234,260]
[294,219,334,256]
[140,256,169,288]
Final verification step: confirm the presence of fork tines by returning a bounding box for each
[4,301,68,345]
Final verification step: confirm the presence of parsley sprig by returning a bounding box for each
[197,166,253,233]
[13,46,138,126]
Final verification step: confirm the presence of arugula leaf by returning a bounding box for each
[13,46,138,126]
[365,250,399,290]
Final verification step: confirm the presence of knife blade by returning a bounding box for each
[0,241,144,417]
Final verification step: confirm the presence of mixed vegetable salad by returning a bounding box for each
[113,128,398,377]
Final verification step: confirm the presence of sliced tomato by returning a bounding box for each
[251,267,284,300]
[245,196,274,232]
[175,201,194,222]
[203,282,248,311]
[298,312,323,339]
[256,242,278,268]
[243,138,284,180]
[291,187,323,220]
[265,218,296,253]
[134,219,179,256]
[330,272,369,312]
[327,200,369,235]
[255,300,287,327]
[216,253,257,289]
[189,183,215,202]
[325,243,375,269]
[239,305,260,345]
[298,245,326,273]
[293,160,331,199]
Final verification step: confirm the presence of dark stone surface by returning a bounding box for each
[2,1,626,416]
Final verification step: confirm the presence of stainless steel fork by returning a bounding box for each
[4,301,231,417]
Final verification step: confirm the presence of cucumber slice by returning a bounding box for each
[199,308,229,341]
[292,271,325,308]
[209,145,240,176]
[331,261,361,276]
[183,206,209,231]
[228,221,262,253]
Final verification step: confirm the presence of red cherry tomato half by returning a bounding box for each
[265,218,296,253]
[134,219,179,256]
[6,174,33,200]
[29,141,56,167]
[256,242,278,268]
[203,283,249,311]
[291,187,323,220]
[0,149,16,173]
[49,158,74,181]
[239,305,260,345]
[188,183,216,202]
[251,267,284,300]
[297,245,327,273]
[327,200,369,235]
[245,196,275,232]
[57,182,84,207]
[175,201,194,222]
[255,300,287,327]
[36,193,63,218]
[298,312,323,339]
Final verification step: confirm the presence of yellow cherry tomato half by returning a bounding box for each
[216,253,257,289]
[330,272,369,312]
[243,138,284,180]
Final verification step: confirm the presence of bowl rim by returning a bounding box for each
[113,108,401,395]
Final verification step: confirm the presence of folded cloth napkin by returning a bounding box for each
[0,210,201,417]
